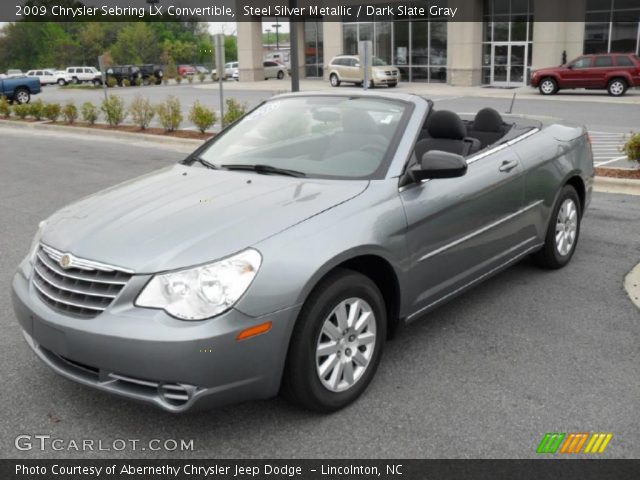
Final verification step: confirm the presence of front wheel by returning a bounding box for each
[57,78,66,86]
[277,70,284,80]
[533,185,581,269]
[282,269,386,412]
[538,78,558,95]
[329,73,340,87]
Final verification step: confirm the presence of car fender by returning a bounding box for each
[604,71,632,85]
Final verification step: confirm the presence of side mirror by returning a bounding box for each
[410,151,467,181]
[566,64,574,69]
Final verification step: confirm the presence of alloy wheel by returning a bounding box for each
[609,81,624,96]
[16,91,29,104]
[316,297,376,393]
[541,80,555,94]
[555,198,578,256]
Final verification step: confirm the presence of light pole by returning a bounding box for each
[265,29,272,50]
[272,22,282,51]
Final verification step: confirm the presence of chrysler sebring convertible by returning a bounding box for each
[12,92,593,412]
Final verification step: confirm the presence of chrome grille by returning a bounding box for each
[33,244,133,318]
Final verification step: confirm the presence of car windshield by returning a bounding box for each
[195,96,409,179]
[372,57,387,66]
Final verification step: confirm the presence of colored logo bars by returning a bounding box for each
[537,432,613,454]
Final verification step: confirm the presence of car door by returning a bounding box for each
[346,58,361,82]
[591,55,613,87]
[400,144,529,317]
[561,56,593,88]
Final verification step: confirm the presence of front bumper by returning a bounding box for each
[12,261,300,412]
[373,75,399,86]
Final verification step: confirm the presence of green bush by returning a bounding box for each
[122,78,131,87]
[106,77,117,88]
[210,72,218,81]
[156,96,182,132]
[222,98,247,127]
[101,95,126,126]
[623,132,640,163]
[197,72,206,83]
[81,102,99,125]
[13,103,30,120]
[29,99,45,120]
[43,103,61,122]
[134,77,143,87]
[62,101,78,124]
[0,96,10,118]
[175,76,183,84]
[189,101,217,133]
[129,95,155,130]
[187,75,194,84]
[148,75,157,86]
[162,77,169,85]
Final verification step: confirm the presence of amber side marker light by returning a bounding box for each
[237,321,272,341]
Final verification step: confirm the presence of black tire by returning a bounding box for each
[277,70,284,80]
[93,79,101,86]
[607,78,627,97]
[533,185,582,269]
[368,79,375,89]
[13,88,30,104]
[71,77,79,85]
[282,268,387,412]
[538,77,558,95]
[57,78,66,86]
[329,73,340,87]
[388,82,397,88]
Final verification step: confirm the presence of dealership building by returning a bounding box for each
[237,0,640,86]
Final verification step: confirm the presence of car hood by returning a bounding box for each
[42,164,369,273]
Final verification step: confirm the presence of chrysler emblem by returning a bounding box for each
[60,254,72,269]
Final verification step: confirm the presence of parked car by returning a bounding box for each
[224,61,239,79]
[138,64,164,85]
[178,64,197,76]
[12,92,593,413]
[65,66,102,85]
[105,66,142,86]
[328,55,400,88]
[531,53,640,96]
[196,65,210,75]
[52,70,72,86]
[25,69,57,86]
[0,75,41,103]
[263,61,286,80]
[6,69,24,78]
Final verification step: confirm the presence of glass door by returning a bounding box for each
[491,42,528,87]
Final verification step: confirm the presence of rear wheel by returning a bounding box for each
[282,269,386,412]
[607,78,627,96]
[533,185,581,269]
[14,88,30,104]
[277,70,285,80]
[539,78,558,95]
[57,78,66,86]
[330,73,340,87]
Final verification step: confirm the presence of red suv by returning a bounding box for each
[531,53,640,96]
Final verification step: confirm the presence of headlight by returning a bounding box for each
[135,249,261,321]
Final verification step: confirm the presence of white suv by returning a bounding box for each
[26,70,58,86]
[65,66,103,85]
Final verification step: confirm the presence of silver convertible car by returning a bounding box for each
[12,92,593,413]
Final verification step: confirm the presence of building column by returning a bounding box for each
[322,22,343,80]
[293,21,306,79]
[446,0,484,86]
[532,0,586,69]
[237,21,263,81]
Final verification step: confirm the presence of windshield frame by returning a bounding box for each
[182,94,415,181]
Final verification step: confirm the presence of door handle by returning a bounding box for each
[499,160,519,172]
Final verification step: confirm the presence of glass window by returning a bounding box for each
[494,19,510,41]
[411,22,429,67]
[594,55,613,66]
[395,22,409,66]
[343,24,357,55]
[570,57,593,68]
[511,16,528,41]
[359,23,373,43]
[430,22,448,66]
[615,55,634,65]
[197,97,410,180]
[375,22,392,64]
[584,23,610,53]
[611,22,639,52]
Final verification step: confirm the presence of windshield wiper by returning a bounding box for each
[221,164,306,178]
[190,156,221,170]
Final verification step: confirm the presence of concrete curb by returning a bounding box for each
[0,119,205,148]
[593,176,640,196]
[624,263,640,311]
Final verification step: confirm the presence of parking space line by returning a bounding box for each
[595,156,628,167]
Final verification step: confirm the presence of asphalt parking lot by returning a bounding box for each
[1,126,639,459]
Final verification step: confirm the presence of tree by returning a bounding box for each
[111,23,158,65]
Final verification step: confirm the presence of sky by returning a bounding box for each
[208,21,291,35]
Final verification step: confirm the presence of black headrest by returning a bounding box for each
[473,108,503,132]
[426,110,467,140]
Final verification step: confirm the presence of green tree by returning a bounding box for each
[111,23,158,65]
